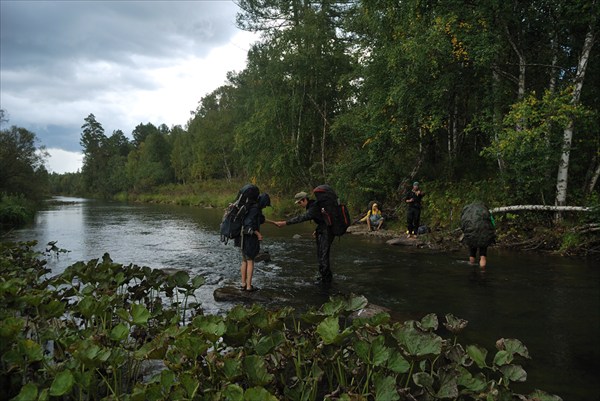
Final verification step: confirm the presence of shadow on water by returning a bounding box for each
[7,197,600,401]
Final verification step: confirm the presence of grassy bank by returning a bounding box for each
[113,179,599,256]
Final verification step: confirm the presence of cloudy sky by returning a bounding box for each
[0,0,258,173]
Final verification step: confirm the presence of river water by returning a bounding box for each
[5,197,599,400]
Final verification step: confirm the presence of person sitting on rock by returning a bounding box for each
[360,202,384,231]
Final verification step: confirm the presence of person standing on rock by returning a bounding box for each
[405,181,425,238]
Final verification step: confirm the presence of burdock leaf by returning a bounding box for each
[49,370,75,396]
[110,323,130,342]
[418,313,438,331]
[131,303,151,325]
[13,383,38,401]
[244,386,278,401]
[243,355,274,387]
[373,373,400,401]
[500,364,527,382]
[346,294,369,311]
[316,316,340,345]
[466,344,488,368]
[444,314,468,334]
[387,350,410,373]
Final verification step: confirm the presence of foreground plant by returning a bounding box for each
[1,241,561,400]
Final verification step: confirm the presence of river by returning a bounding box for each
[5,196,599,400]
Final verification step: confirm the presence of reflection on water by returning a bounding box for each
[6,196,599,401]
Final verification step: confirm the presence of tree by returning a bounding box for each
[0,125,48,200]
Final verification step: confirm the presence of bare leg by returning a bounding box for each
[245,259,255,289]
[469,256,476,265]
[480,256,487,269]
[367,220,372,231]
[240,260,247,288]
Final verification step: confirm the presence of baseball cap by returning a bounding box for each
[294,191,308,203]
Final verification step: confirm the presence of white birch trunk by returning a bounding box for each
[491,205,591,213]
[554,25,596,216]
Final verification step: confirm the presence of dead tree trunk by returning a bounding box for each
[491,205,591,213]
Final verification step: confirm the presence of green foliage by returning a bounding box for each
[483,89,597,204]
[0,125,49,201]
[1,241,561,401]
[0,193,35,226]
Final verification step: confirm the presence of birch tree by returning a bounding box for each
[554,23,596,212]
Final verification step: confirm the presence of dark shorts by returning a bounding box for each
[469,246,487,258]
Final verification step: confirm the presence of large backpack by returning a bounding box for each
[460,202,496,248]
[313,184,351,236]
[220,184,260,244]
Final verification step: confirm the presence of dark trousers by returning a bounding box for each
[315,226,334,281]
[407,207,421,235]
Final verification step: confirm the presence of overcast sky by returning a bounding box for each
[0,0,258,173]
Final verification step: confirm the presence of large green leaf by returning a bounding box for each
[386,350,410,373]
[345,294,369,311]
[243,355,274,387]
[223,358,243,381]
[223,383,244,401]
[110,323,130,342]
[456,367,487,392]
[192,314,227,342]
[466,344,488,368]
[255,330,286,356]
[373,373,400,401]
[372,335,391,366]
[418,313,438,331]
[49,369,75,396]
[436,367,459,399]
[244,386,278,401]
[496,338,530,359]
[131,303,151,325]
[444,314,468,334]
[13,383,38,401]
[392,323,442,358]
[412,372,434,392]
[317,316,341,344]
[500,364,527,382]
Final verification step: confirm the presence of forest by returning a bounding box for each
[2,0,599,246]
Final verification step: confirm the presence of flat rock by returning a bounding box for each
[213,285,272,303]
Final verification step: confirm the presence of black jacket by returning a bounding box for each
[286,199,326,227]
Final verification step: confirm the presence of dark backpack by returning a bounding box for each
[313,184,351,236]
[460,202,496,248]
[220,184,260,244]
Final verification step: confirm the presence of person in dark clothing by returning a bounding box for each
[405,181,425,238]
[234,201,262,291]
[275,191,334,283]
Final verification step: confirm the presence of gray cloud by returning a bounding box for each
[0,0,250,155]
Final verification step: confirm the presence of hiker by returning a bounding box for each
[360,202,384,231]
[405,181,425,238]
[460,202,496,269]
[233,188,264,291]
[274,191,334,283]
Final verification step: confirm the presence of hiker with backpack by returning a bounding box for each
[274,185,350,284]
[220,184,273,291]
[405,181,425,238]
[460,202,496,269]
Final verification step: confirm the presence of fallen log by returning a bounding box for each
[490,205,592,213]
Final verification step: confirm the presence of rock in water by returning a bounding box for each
[213,286,271,303]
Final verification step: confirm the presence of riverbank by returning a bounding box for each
[114,180,599,257]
